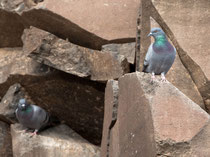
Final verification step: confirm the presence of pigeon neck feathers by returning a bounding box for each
[153,35,173,54]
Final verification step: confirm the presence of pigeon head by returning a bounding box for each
[18,99,29,111]
[148,28,167,42]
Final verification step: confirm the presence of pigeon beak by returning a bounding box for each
[148,32,152,37]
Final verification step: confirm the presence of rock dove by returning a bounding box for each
[15,98,50,136]
[143,27,176,82]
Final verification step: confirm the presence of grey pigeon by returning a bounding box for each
[143,27,176,82]
[15,98,50,135]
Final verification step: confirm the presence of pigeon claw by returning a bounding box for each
[30,130,38,137]
[150,72,157,83]
[161,73,167,83]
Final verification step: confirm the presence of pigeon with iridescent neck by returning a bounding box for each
[15,99,50,136]
[143,28,176,82]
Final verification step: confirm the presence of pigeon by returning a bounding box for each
[15,98,50,136]
[143,27,176,82]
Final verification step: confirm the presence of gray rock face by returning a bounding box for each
[11,124,100,157]
[22,27,130,81]
[0,121,13,157]
[102,43,135,64]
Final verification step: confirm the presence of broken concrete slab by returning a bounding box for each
[0,71,105,145]
[108,72,210,156]
[0,83,25,124]
[102,42,135,64]
[0,121,13,157]
[101,80,118,157]
[23,27,130,81]
[11,123,100,157]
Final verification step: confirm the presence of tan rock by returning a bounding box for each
[101,80,118,157]
[0,48,51,84]
[11,124,100,157]
[102,42,135,64]
[0,72,105,145]
[0,121,13,157]
[150,0,210,111]
[23,27,130,81]
[108,72,210,156]
[166,55,205,109]
[36,0,139,41]
[0,9,25,47]
[152,0,210,81]
[149,20,205,109]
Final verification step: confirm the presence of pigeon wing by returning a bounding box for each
[143,44,154,72]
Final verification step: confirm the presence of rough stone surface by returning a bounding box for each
[101,80,118,157]
[11,123,100,157]
[149,1,210,110]
[138,0,151,71]
[36,0,139,41]
[146,18,205,108]
[0,48,51,84]
[0,83,25,124]
[23,27,130,81]
[166,54,205,108]
[109,72,156,157]
[0,72,105,145]
[152,0,210,81]
[0,9,25,47]
[0,121,13,157]
[109,72,210,156]
[102,43,135,64]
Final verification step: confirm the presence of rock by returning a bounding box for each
[0,83,25,123]
[152,0,210,81]
[166,54,205,108]
[36,0,139,41]
[0,48,52,84]
[0,9,26,47]
[101,80,119,157]
[0,121,13,157]
[22,27,130,81]
[149,17,205,108]
[0,72,105,145]
[150,0,210,111]
[108,72,210,156]
[11,123,100,157]
[102,43,135,64]
[0,0,138,49]
[137,0,151,71]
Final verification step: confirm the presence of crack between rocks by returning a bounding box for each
[106,80,119,157]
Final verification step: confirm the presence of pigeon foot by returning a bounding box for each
[150,72,157,83]
[161,73,167,83]
[30,130,38,137]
